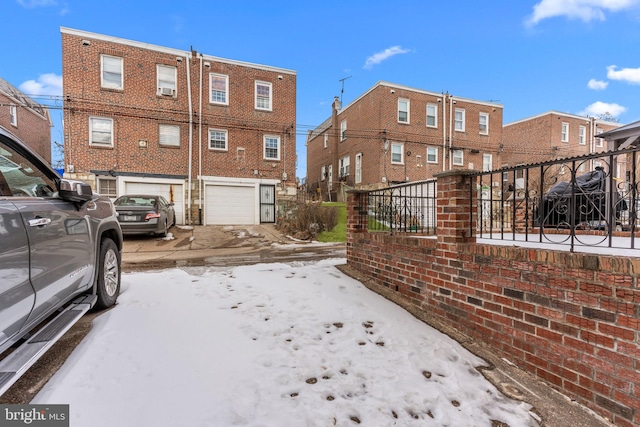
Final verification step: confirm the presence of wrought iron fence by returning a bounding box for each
[471,147,640,251]
[365,179,437,234]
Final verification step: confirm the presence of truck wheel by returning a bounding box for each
[95,238,120,309]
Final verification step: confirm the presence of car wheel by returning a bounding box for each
[95,238,120,309]
[159,219,168,237]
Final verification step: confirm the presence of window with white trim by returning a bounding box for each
[339,155,350,177]
[209,129,228,150]
[391,142,404,164]
[210,73,228,105]
[321,165,326,181]
[426,147,438,163]
[561,122,569,142]
[97,177,117,197]
[578,125,586,145]
[454,108,465,132]
[157,65,176,96]
[355,153,362,184]
[596,128,603,148]
[263,135,280,160]
[9,105,17,126]
[89,117,114,146]
[479,112,489,135]
[483,153,493,171]
[324,132,328,148]
[255,81,272,110]
[327,165,333,190]
[340,119,347,141]
[398,98,409,123]
[426,103,437,128]
[159,124,180,147]
[453,149,464,166]
[101,55,123,90]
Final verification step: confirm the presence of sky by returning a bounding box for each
[32,259,538,426]
[2,0,640,178]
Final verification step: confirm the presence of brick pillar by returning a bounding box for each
[346,190,369,260]
[434,170,477,245]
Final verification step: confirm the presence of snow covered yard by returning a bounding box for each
[33,259,537,427]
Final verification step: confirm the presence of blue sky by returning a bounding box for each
[2,0,640,178]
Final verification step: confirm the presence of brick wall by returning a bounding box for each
[0,93,51,163]
[346,171,639,426]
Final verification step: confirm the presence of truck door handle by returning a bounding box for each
[29,217,52,227]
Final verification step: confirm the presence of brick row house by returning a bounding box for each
[502,111,622,179]
[61,27,296,225]
[306,81,504,201]
[0,77,52,163]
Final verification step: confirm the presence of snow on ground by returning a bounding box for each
[33,259,537,427]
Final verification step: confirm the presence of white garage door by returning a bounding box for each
[124,182,184,225]
[205,185,255,225]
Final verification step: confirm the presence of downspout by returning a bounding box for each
[199,54,204,225]
[442,93,447,171]
[589,116,594,171]
[186,52,193,225]
[449,95,454,170]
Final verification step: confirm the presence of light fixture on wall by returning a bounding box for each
[204,61,211,68]
[176,56,183,62]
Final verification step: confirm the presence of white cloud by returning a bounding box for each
[364,46,410,70]
[579,101,627,117]
[16,0,57,7]
[607,64,640,84]
[19,73,63,97]
[587,78,608,90]
[525,0,640,26]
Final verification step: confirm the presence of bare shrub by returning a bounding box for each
[277,201,338,240]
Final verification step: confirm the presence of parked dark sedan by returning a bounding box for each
[114,194,175,236]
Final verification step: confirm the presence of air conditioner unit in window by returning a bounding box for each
[159,87,175,96]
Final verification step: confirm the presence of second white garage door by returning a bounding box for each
[124,182,184,225]
[205,185,255,225]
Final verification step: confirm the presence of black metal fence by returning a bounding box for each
[472,147,640,251]
[365,179,437,234]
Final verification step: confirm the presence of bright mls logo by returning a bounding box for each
[0,405,69,426]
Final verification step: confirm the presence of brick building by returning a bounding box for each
[61,27,296,225]
[502,111,621,175]
[306,81,503,201]
[0,77,52,163]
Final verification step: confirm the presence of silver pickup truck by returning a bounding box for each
[0,126,122,396]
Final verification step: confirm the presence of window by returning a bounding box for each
[101,55,123,90]
[561,122,569,142]
[391,142,404,164]
[483,153,493,171]
[321,165,326,181]
[426,103,437,128]
[159,124,180,147]
[479,113,489,135]
[324,132,328,149]
[210,73,228,105]
[263,135,280,160]
[355,153,362,184]
[327,165,333,190]
[578,125,586,145]
[454,108,465,132]
[89,117,114,146]
[208,129,228,150]
[157,65,176,96]
[340,119,347,141]
[9,105,17,127]
[596,128,603,148]
[398,99,409,123]
[97,177,117,197]
[255,81,272,110]
[339,155,350,177]
[453,149,464,166]
[427,147,438,163]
